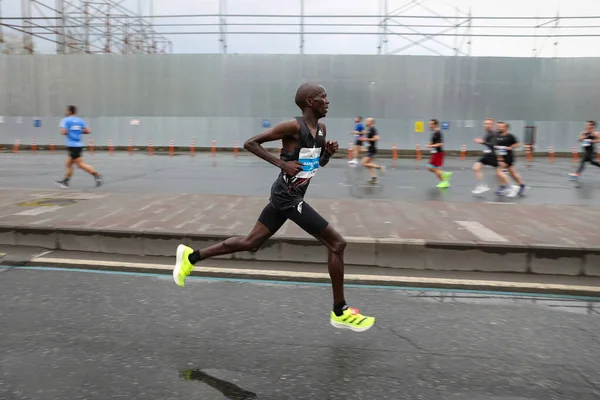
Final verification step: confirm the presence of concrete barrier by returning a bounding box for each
[0,226,596,277]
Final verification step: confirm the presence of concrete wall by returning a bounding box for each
[1,54,599,151]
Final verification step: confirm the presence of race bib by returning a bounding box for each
[483,149,492,154]
[583,139,592,147]
[431,148,437,154]
[497,147,507,156]
[297,147,321,179]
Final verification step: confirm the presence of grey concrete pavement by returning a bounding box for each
[0,187,599,275]
[0,267,599,400]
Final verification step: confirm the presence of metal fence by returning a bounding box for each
[1,54,599,151]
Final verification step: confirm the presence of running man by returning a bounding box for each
[172,83,375,333]
[569,120,600,180]
[472,118,503,194]
[494,122,526,197]
[360,117,385,184]
[426,119,452,188]
[55,105,102,188]
[348,116,365,165]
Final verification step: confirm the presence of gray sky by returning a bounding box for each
[2,0,600,56]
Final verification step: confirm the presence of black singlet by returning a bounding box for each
[582,132,596,153]
[269,117,325,211]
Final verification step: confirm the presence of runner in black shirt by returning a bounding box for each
[426,119,452,188]
[171,83,375,333]
[569,120,600,180]
[360,118,385,183]
[471,118,506,195]
[494,122,526,196]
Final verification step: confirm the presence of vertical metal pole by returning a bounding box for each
[150,0,155,53]
[299,0,304,54]
[377,0,383,55]
[553,9,559,58]
[56,0,64,54]
[383,0,388,54]
[0,0,4,49]
[21,0,33,53]
[454,7,459,55]
[84,1,90,53]
[467,8,472,56]
[219,0,227,54]
[106,5,111,53]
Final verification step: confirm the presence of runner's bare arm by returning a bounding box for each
[244,119,303,174]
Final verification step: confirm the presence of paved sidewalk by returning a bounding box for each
[0,189,599,247]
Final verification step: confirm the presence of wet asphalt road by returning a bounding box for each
[0,153,599,205]
[1,267,599,400]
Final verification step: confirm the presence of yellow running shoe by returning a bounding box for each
[330,307,375,332]
[173,244,194,287]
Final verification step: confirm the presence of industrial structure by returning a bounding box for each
[1,0,172,54]
[0,0,599,56]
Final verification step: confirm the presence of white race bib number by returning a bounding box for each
[431,148,437,154]
[583,139,592,147]
[297,147,321,179]
[483,149,492,154]
[497,147,508,156]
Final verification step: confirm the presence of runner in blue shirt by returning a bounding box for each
[55,105,102,188]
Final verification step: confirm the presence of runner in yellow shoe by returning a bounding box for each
[426,119,452,188]
[173,83,375,333]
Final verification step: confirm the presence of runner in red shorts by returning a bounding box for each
[427,119,452,188]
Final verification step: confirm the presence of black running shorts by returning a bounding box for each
[68,147,83,160]
[258,201,329,235]
[499,154,515,167]
[478,155,498,168]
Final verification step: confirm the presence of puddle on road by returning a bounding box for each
[180,369,257,400]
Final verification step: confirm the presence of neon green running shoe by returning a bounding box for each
[443,171,453,181]
[330,307,375,332]
[436,180,450,188]
[173,244,194,287]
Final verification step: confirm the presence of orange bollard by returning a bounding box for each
[49,139,55,153]
[108,139,114,155]
[391,143,398,169]
[572,146,579,163]
[31,137,37,154]
[13,140,20,154]
[89,139,95,155]
[416,144,422,170]
[548,145,555,163]
[234,141,239,157]
[190,139,196,157]
[148,140,153,156]
[169,139,174,157]
[128,139,133,155]
[460,144,467,160]
[211,140,216,157]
